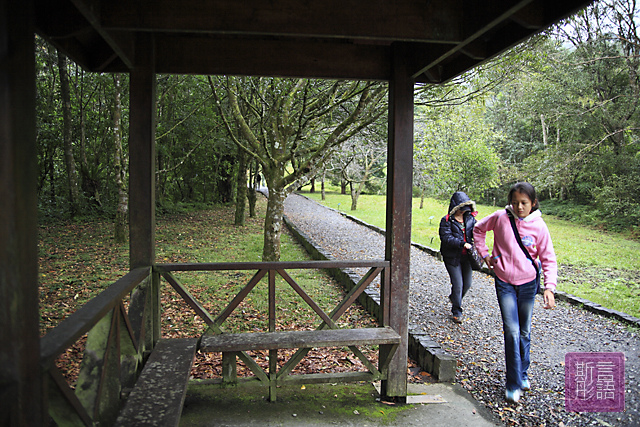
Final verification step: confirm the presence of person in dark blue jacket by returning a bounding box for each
[439,191,478,324]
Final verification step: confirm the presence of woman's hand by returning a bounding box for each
[483,255,496,270]
[464,243,472,250]
[543,289,556,309]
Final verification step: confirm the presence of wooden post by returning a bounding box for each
[268,270,277,401]
[129,33,157,271]
[221,352,238,383]
[382,42,414,400]
[128,33,159,348]
[0,1,44,424]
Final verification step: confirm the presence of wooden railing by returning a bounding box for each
[40,267,153,426]
[157,260,396,401]
[41,260,395,425]
[156,260,391,329]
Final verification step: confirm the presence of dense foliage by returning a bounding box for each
[35,0,640,237]
[412,1,640,232]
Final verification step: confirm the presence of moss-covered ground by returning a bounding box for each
[180,382,413,426]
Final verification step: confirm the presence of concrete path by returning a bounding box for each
[180,382,500,426]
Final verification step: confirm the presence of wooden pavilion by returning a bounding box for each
[2,1,591,425]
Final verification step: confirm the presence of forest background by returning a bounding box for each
[37,1,640,238]
[35,1,639,302]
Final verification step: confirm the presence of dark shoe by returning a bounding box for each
[451,315,463,324]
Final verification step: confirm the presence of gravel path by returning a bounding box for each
[284,193,640,427]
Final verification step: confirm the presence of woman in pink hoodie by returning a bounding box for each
[473,182,557,404]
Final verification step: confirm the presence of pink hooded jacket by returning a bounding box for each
[473,206,557,292]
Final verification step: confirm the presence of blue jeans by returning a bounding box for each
[495,276,538,392]
[445,255,473,317]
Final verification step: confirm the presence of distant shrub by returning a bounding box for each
[592,174,640,228]
[540,199,632,234]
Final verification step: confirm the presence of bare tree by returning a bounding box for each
[327,125,387,210]
[210,77,387,261]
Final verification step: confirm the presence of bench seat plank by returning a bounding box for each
[115,338,198,427]
[200,327,400,352]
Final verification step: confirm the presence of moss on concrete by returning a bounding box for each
[180,381,413,426]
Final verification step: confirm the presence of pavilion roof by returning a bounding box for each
[34,0,591,83]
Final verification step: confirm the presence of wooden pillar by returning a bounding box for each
[129,34,156,269]
[0,1,44,425]
[128,34,159,346]
[382,42,414,399]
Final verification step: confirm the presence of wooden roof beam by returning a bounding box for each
[411,0,536,80]
[68,0,135,69]
[34,0,134,71]
[140,34,392,81]
[413,0,592,82]
[100,0,465,43]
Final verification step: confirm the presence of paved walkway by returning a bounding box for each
[180,382,500,426]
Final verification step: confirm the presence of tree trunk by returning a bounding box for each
[217,154,236,203]
[247,159,257,218]
[419,190,424,209]
[321,170,326,201]
[262,184,286,262]
[340,179,347,194]
[235,149,248,225]
[76,66,101,208]
[350,176,369,211]
[309,178,315,193]
[350,182,359,210]
[58,51,81,216]
[247,189,257,218]
[113,74,128,243]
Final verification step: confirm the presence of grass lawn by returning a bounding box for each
[299,187,640,319]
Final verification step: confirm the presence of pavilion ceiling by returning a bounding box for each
[34,0,592,83]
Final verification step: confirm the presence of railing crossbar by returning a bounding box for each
[156,260,388,272]
[40,267,151,370]
[162,271,270,382]
[158,262,387,383]
[214,269,267,328]
[276,269,336,328]
[162,272,217,327]
[277,266,384,378]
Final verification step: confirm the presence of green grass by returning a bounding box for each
[299,188,640,318]
[153,205,374,335]
[561,272,640,318]
[541,216,639,269]
[39,198,378,338]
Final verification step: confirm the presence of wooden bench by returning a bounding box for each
[114,338,198,427]
[199,326,401,401]
[200,327,400,352]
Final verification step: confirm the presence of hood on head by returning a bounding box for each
[448,191,476,216]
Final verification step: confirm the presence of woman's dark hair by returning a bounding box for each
[508,182,539,211]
